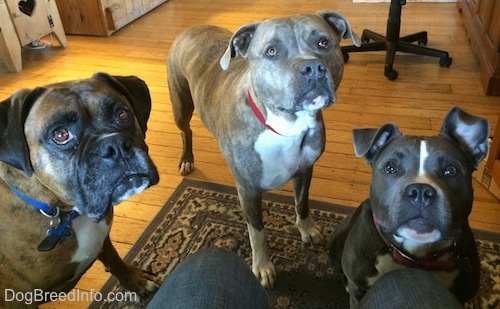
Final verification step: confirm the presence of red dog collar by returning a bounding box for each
[247,90,282,136]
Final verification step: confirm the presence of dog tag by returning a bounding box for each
[37,234,62,251]
[37,226,73,251]
[37,213,76,251]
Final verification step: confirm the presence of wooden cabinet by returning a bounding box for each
[57,0,169,36]
[458,0,500,96]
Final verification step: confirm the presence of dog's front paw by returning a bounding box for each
[296,216,324,245]
[252,260,277,289]
[179,161,194,175]
[118,265,159,294]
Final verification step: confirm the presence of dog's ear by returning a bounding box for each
[439,107,489,168]
[0,87,46,176]
[353,123,401,164]
[92,72,152,135]
[220,23,258,71]
[319,11,361,47]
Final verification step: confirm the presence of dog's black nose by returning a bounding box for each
[405,183,436,207]
[299,59,326,80]
[100,136,134,161]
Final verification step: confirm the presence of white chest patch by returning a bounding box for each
[368,254,404,286]
[254,110,322,190]
[370,253,459,289]
[70,216,111,279]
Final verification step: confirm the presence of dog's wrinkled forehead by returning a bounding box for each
[26,80,129,132]
[251,15,340,54]
[253,21,293,43]
[375,135,473,177]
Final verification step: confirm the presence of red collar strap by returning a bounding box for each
[373,215,472,272]
[247,90,282,136]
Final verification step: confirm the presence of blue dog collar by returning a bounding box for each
[8,184,80,251]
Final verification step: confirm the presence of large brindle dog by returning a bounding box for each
[168,11,360,288]
[0,73,159,308]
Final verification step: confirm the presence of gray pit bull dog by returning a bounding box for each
[329,107,488,307]
[167,11,360,288]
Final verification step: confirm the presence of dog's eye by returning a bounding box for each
[384,161,398,174]
[318,38,330,50]
[52,127,74,145]
[444,165,457,177]
[266,47,279,58]
[117,109,129,123]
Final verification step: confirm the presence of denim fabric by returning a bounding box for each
[359,268,462,309]
[148,248,461,308]
[147,247,269,309]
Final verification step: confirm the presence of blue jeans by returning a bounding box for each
[359,268,462,308]
[148,248,462,308]
[147,247,269,309]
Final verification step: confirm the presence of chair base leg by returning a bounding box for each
[341,29,452,80]
[341,0,452,80]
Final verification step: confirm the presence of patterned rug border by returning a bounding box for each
[92,178,500,308]
[126,178,357,260]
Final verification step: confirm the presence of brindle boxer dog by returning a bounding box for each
[0,73,159,308]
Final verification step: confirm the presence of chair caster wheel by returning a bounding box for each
[360,34,370,44]
[439,56,452,67]
[385,69,398,80]
[343,52,349,63]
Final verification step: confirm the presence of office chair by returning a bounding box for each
[341,0,452,80]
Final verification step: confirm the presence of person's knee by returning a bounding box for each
[188,247,244,266]
[148,247,269,309]
[360,268,462,308]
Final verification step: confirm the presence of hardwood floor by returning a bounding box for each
[1,0,499,308]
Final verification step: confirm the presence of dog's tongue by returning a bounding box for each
[397,219,442,243]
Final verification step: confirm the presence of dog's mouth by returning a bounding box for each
[393,218,443,244]
[299,89,333,112]
[111,173,157,204]
[82,173,158,222]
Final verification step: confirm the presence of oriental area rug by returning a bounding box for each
[90,179,499,308]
